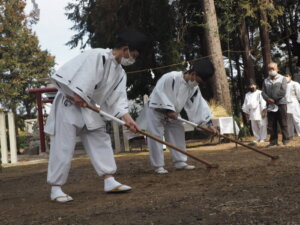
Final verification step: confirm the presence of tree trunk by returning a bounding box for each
[258,5,272,77]
[229,55,239,116]
[239,19,256,83]
[235,54,248,128]
[283,13,293,75]
[200,0,232,112]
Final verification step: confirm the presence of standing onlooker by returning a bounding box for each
[242,80,267,143]
[285,74,300,138]
[262,62,289,146]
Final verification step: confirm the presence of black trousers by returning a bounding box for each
[267,104,289,144]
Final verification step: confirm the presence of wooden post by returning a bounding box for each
[112,121,122,153]
[143,94,149,105]
[8,112,17,163]
[122,127,130,152]
[36,92,46,153]
[0,112,8,164]
[28,87,58,154]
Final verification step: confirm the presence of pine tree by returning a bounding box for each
[0,0,54,123]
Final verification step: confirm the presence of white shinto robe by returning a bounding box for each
[45,48,129,135]
[145,71,212,168]
[242,90,267,142]
[45,48,129,185]
[148,71,212,124]
[286,80,300,137]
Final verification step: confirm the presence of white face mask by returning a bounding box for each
[188,80,198,88]
[121,50,135,66]
[269,70,277,77]
[286,77,291,82]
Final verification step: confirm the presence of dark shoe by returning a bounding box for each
[266,143,277,148]
[283,140,290,145]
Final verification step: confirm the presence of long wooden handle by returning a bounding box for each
[85,104,218,168]
[178,118,279,160]
[137,129,218,168]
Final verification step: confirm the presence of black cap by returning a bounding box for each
[248,79,256,85]
[191,58,215,81]
[116,28,148,53]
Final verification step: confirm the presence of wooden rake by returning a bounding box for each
[85,104,219,172]
[177,117,279,165]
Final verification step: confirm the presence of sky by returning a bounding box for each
[25,0,89,69]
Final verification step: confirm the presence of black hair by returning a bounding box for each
[187,59,215,81]
[115,28,148,53]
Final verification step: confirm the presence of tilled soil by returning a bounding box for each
[1,139,300,225]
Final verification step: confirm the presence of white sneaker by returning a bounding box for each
[154,167,168,174]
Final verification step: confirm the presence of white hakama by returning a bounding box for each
[286,80,300,137]
[242,90,267,142]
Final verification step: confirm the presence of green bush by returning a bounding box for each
[17,132,26,150]
[238,126,251,138]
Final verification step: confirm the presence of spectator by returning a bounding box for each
[262,62,289,146]
[285,73,300,139]
[242,80,267,143]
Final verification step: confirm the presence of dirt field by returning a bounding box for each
[1,138,300,225]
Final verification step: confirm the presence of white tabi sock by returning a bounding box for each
[154,167,168,174]
[50,186,73,202]
[104,177,121,192]
[104,177,132,192]
[51,186,65,196]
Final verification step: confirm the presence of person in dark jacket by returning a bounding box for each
[262,62,289,146]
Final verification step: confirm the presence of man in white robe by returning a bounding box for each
[285,74,300,138]
[145,59,218,174]
[45,28,148,202]
[242,80,267,142]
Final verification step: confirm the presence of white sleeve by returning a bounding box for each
[295,82,300,101]
[149,74,177,111]
[184,87,212,125]
[51,50,105,104]
[259,91,267,110]
[105,74,129,118]
[242,94,250,114]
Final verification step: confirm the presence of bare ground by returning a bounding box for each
[1,137,300,225]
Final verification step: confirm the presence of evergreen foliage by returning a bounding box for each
[65,0,299,104]
[0,0,54,127]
